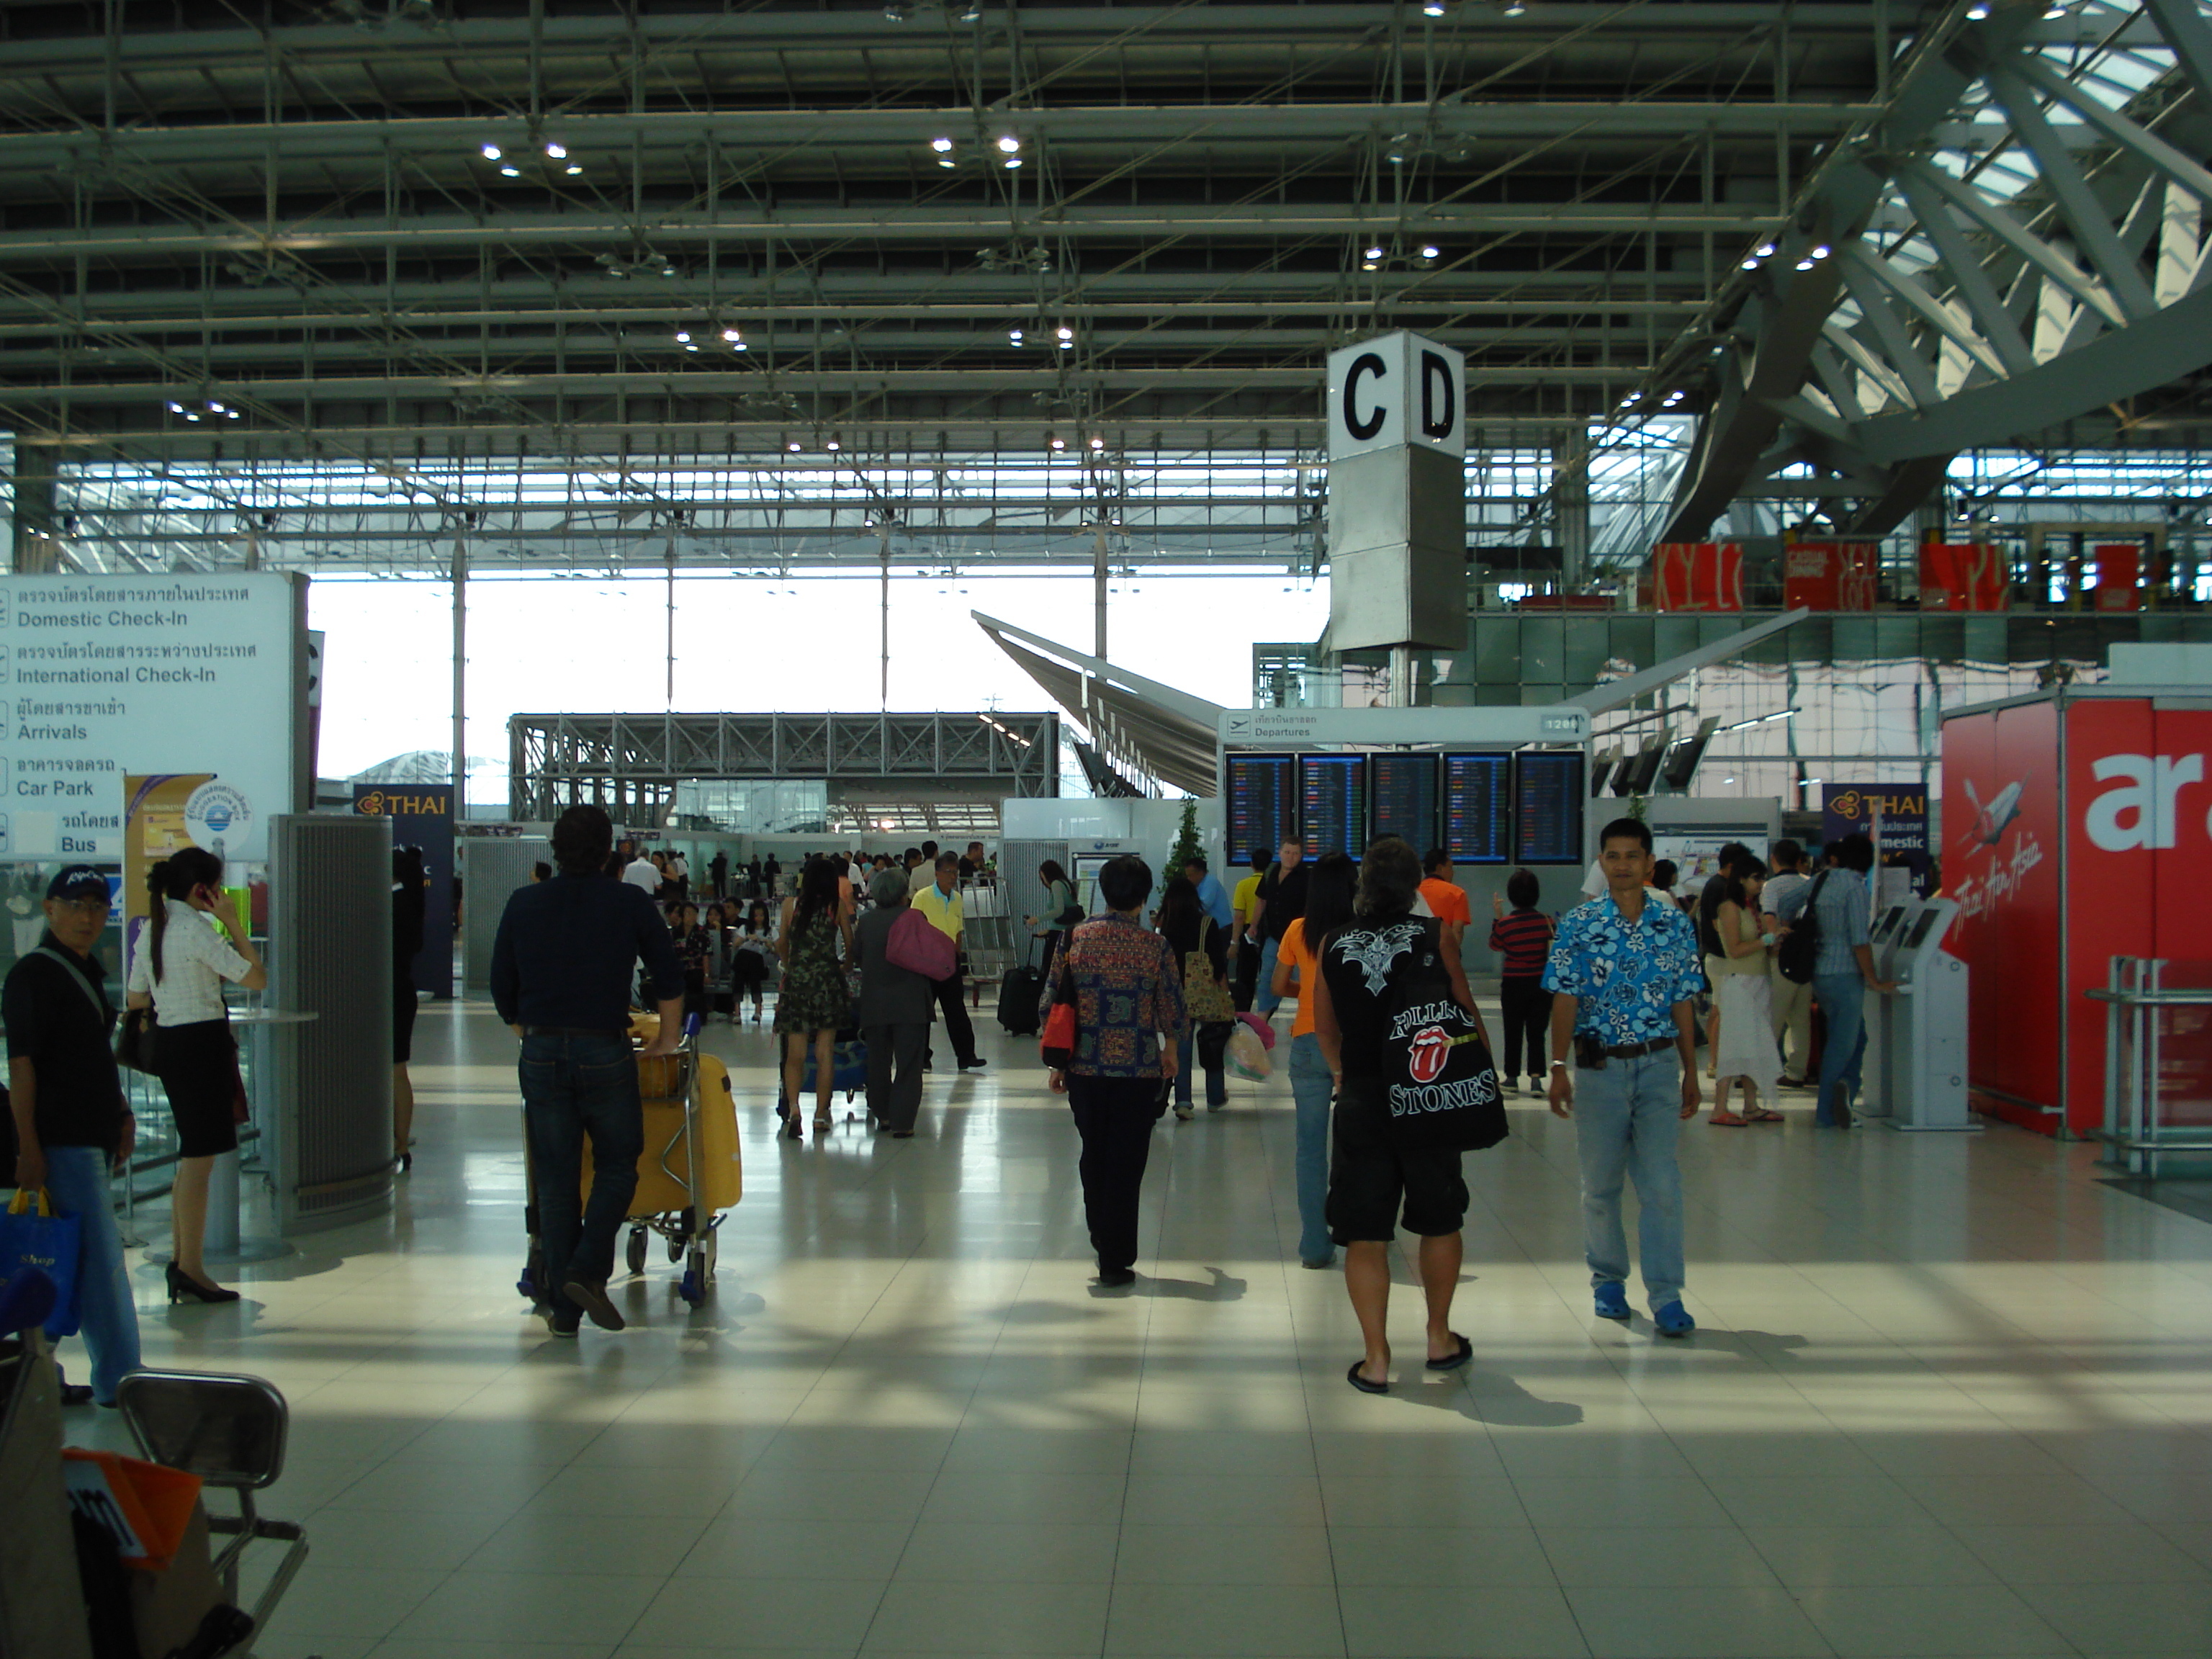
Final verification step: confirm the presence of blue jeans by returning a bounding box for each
[1287,1033,1334,1264]
[520,1033,643,1292]
[1174,1031,1227,1110]
[1571,1050,1686,1308]
[1812,974,1868,1125]
[44,1145,143,1404]
[1255,936,1285,1016]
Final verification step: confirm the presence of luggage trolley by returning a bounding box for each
[519,1014,742,1310]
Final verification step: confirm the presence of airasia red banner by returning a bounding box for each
[1946,695,2212,1133]
[1782,540,1879,611]
[1651,542,1744,611]
[2064,700,2212,1133]
[1920,543,2009,611]
[1944,698,2063,1123]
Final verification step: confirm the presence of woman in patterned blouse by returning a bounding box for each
[1046,855,1188,1288]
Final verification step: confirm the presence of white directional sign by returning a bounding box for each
[0,573,306,861]
[1326,331,1467,461]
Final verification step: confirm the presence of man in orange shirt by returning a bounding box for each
[1419,848,1473,958]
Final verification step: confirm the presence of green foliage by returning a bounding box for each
[1167,799,1203,876]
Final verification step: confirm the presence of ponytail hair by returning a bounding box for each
[146,845,225,981]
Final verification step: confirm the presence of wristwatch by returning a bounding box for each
[1549,1060,1569,1071]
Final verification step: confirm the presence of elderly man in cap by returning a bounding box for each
[4,867,143,1408]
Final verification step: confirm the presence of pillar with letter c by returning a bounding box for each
[1325,331,1467,655]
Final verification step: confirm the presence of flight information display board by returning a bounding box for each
[1299,755,1367,859]
[1368,752,1440,850]
[1513,750,1586,864]
[1226,753,1297,864]
[1443,752,1512,865]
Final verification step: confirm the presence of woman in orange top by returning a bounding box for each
[1270,851,1359,1269]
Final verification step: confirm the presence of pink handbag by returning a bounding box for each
[886,906,958,981]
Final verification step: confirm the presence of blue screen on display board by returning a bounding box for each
[1512,750,1586,864]
[1299,755,1367,859]
[1444,752,1512,864]
[1369,752,1440,850]
[1226,754,1297,865]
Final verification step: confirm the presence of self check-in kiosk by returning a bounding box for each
[1861,896,1973,1131]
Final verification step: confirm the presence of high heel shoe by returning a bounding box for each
[166,1262,241,1305]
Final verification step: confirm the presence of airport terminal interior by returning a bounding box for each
[7,1,2212,1657]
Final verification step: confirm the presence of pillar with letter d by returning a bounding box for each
[1326,332,1467,658]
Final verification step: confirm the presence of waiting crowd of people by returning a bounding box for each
[7,803,1897,1398]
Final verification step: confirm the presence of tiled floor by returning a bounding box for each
[66,997,2212,1658]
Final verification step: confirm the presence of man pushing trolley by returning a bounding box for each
[493,805,684,1338]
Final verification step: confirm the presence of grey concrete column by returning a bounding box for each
[1553,433,1591,591]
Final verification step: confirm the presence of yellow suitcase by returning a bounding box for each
[582,1050,742,1215]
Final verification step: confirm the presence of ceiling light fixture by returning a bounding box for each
[1423,1,1446,14]
[826,435,842,451]
[1967,1,1990,15]
[544,141,567,159]
[997,135,1021,153]
[1419,244,1441,260]
[1089,436,1106,451]
[931,136,954,153]
[1048,433,1066,451]
[1740,257,1761,270]
[565,163,582,175]
[1009,328,1025,345]
[1502,0,1527,14]
[787,439,803,452]
[480,143,502,161]
[499,165,521,176]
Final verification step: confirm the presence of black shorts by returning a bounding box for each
[1326,1079,1468,1244]
[157,1018,241,1159]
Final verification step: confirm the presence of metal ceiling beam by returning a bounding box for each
[0,204,1783,265]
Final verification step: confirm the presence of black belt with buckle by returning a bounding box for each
[1574,1033,1675,1069]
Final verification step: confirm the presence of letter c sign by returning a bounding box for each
[1343,351,1388,441]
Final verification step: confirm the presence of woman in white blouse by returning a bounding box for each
[125,846,267,1305]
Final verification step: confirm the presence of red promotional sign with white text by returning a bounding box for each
[1943,699,2063,1123]
[2063,700,2212,1133]
[1650,542,1744,611]
[1920,543,2009,611]
[1782,541,1879,611]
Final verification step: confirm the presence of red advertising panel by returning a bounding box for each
[2092,543,2142,612]
[1782,540,1879,611]
[2065,699,2212,1133]
[1650,542,1745,611]
[1943,698,2063,1125]
[1920,542,2009,611]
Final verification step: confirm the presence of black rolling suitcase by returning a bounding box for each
[997,938,1046,1036]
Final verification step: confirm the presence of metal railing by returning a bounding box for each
[2089,958,2212,1179]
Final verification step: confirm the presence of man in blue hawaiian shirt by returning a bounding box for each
[1542,817,1705,1336]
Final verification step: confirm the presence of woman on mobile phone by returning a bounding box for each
[125,846,266,1305]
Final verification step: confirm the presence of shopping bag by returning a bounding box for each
[1,1187,82,1338]
[61,1449,204,1571]
[1226,1022,1272,1081]
[1236,1010,1277,1051]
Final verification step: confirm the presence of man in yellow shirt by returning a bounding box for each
[912,853,985,1071]
[1230,851,1267,1012]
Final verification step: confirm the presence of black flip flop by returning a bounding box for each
[1425,1334,1474,1372]
[1345,1360,1390,1395]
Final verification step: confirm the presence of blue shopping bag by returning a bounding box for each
[1,1189,83,1339]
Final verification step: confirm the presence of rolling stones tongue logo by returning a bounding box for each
[1408,1025,1452,1084]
